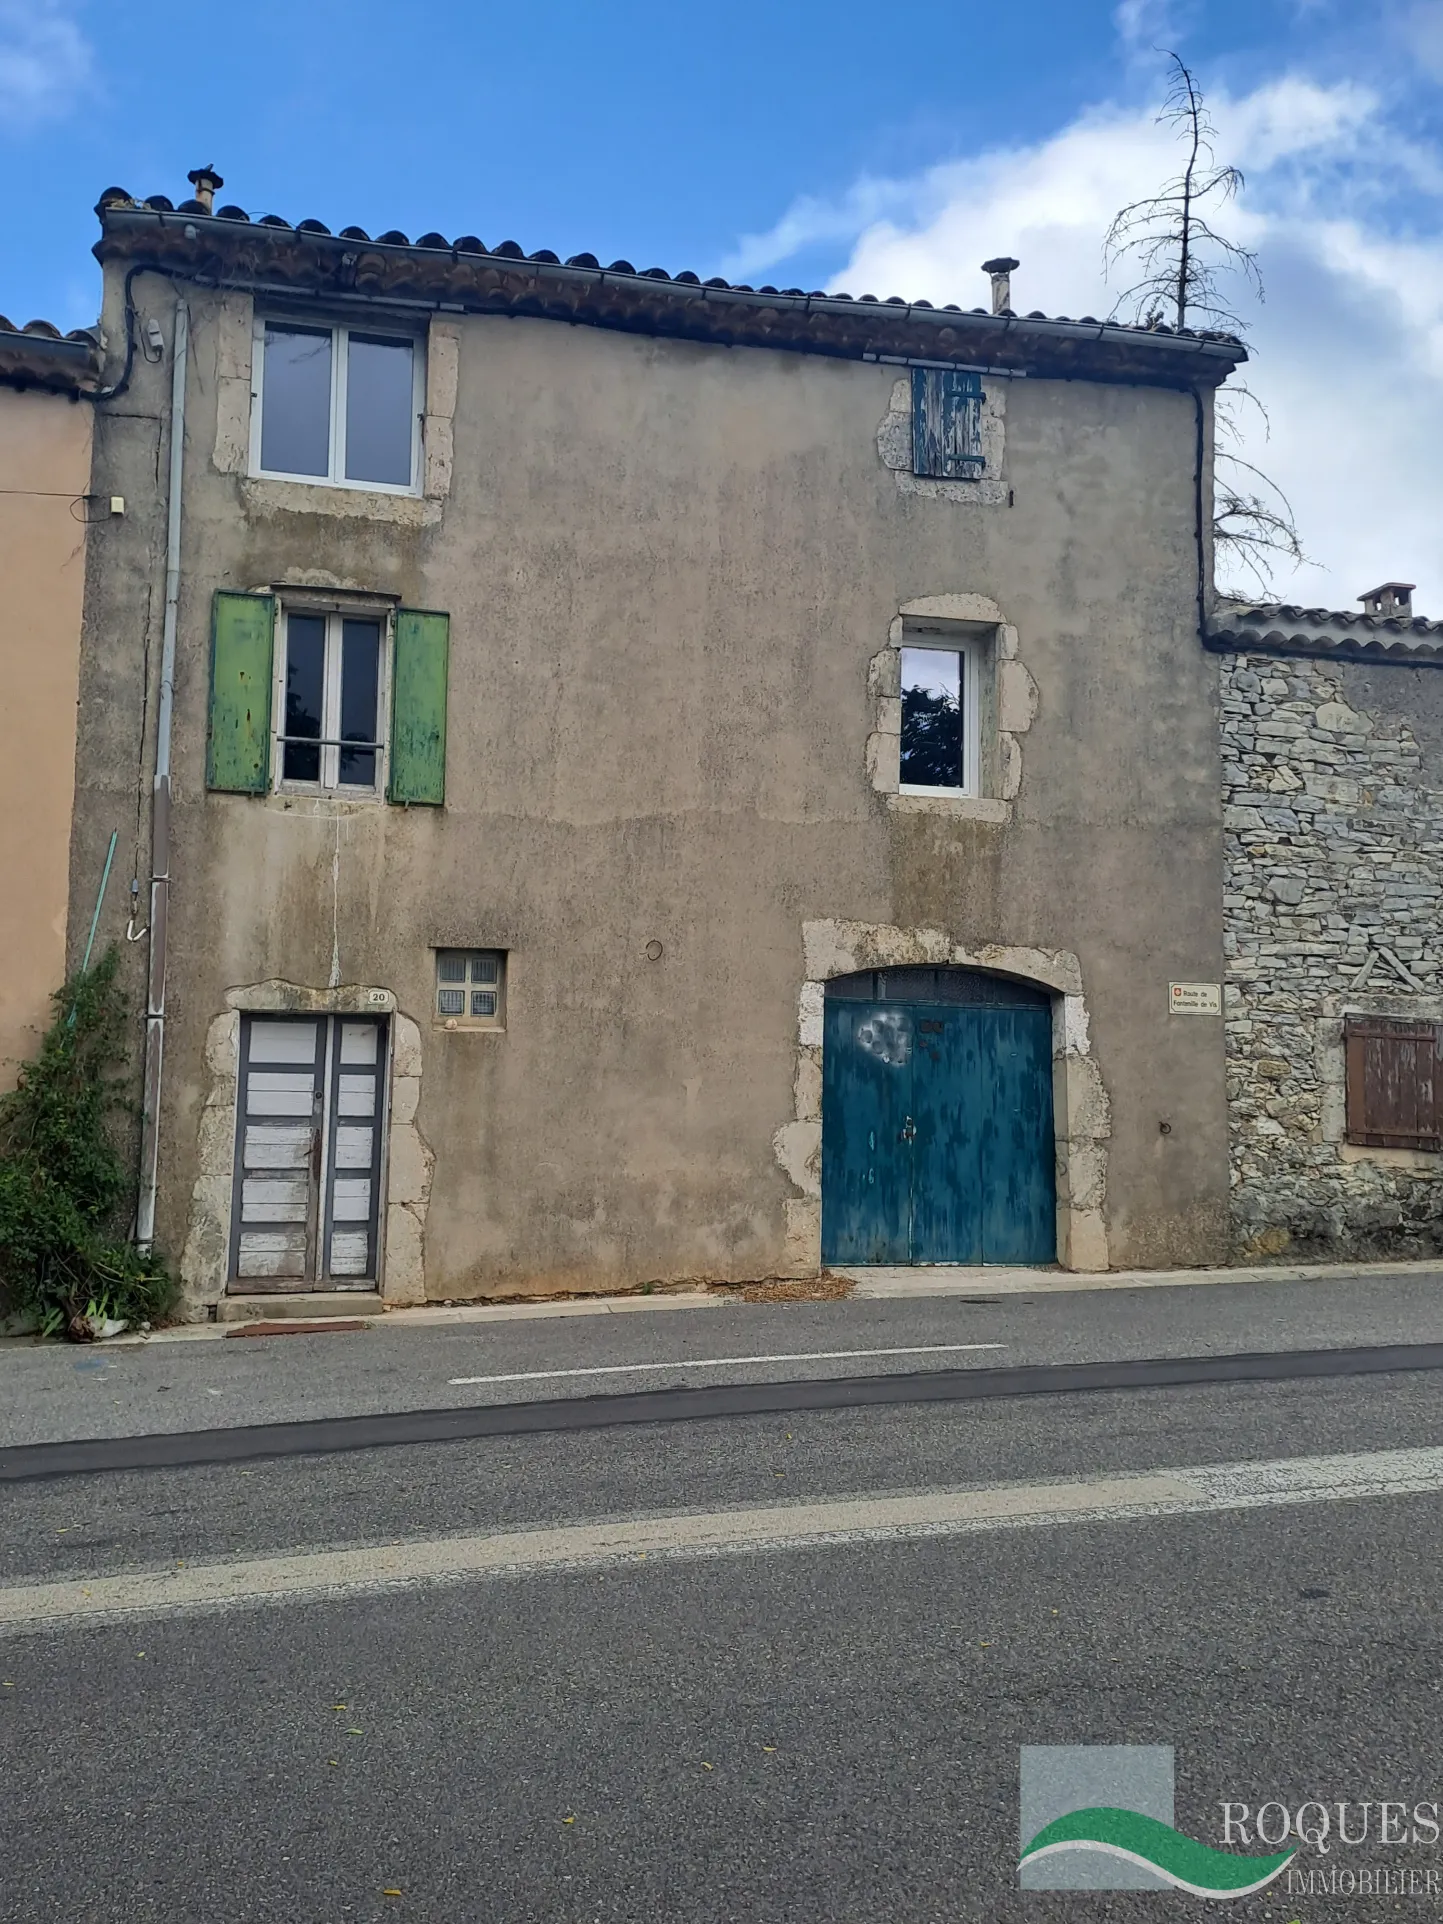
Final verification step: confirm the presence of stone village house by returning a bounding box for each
[59,172,1442,1316]
[1212,590,1443,1261]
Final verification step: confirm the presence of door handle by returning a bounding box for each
[899,1116,916,1144]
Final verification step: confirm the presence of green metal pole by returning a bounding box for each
[79,830,118,976]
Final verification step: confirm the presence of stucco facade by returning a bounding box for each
[72,193,1244,1311]
[0,323,100,1087]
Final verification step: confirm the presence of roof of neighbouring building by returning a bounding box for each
[92,188,1248,391]
[1208,599,1443,666]
[0,315,104,393]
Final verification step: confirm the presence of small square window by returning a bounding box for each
[254,319,422,493]
[435,950,506,1029]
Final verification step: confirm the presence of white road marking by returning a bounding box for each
[446,1343,1006,1386]
[4,1445,1442,1631]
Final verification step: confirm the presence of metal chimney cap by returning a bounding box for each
[981,257,1020,316]
[186,165,224,212]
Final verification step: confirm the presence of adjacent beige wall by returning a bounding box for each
[0,388,91,1087]
[75,271,1229,1308]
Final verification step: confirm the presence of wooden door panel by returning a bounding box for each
[910,1010,985,1265]
[233,1017,324,1291]
[820,1000,913,1265]
[979,1007,1056,1264]
[322,1020,385,1286]
[236,1229,309,1278]
[245,1072,316,1116]
[243,1124,312,1168]
[240,1176,310,1222]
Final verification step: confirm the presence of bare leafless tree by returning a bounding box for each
[1105,52,1305,596]
[1212,390,1307,597]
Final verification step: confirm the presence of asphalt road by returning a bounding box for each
[2,1281,1442,1922]
[7,1269,1443,1445]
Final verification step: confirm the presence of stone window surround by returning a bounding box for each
[875,373,1008,507]
[1316,990,1443,1172]
[211,292,458,525]
[773,920,1111,1275]
[867,594,1038,825]
[179,980,434,1316]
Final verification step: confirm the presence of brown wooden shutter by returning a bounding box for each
[1344,1016,1441,1150]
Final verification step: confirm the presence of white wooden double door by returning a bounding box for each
[230,1015,386,1291]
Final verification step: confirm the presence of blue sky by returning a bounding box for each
[4,0,1443,606]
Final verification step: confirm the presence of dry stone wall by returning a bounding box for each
[1222,651,1443,1258]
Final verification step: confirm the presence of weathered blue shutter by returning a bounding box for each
[911,369,984,478]
[207,591,275,793]
[388,609,449,805]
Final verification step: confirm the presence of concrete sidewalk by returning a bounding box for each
[835,1256,1443,1298]
[79,1254,1443,1345]
[7,1257,1438,1352]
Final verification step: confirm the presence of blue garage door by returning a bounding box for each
[820,968,1056,1266]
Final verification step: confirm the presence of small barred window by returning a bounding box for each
[435,950,506,1029]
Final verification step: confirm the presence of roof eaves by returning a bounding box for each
[1206,601,1443,667]
[93,199,1248,390]
[0,317,104,394]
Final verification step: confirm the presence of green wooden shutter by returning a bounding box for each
[912,368,984,479]
[389,609,449,805]
[207,591,275,793]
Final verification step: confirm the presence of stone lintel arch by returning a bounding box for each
[773,921,1111,1274]
[179,980,434,1317]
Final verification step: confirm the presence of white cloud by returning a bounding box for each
[0,0,91,130]
[1114,0,1187,53]
[1399,0,1443,79]
[725,73,1443,611]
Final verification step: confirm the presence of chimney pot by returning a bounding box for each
[186,165,224,214]
[981,255,1020,316]
[1359,581,1417,620]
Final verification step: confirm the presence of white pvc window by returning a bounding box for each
[252,320,423,492]
[899,643,981,796]
[276,608,389,795]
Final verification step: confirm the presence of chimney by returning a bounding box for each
[186,165,224,214]
[981,256,1020,316]
[1360,581,1416,620]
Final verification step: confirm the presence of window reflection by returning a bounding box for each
[338,619,380,787]
[283,614,325,782]
[345,336,414,486]
[899,646,963,788]
[261,326,332,476]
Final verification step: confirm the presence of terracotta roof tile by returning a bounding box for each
[0,312,103,392]
[91,188,1248,388]
[1208,599,1443,665]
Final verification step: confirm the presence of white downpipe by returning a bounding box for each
[136,296,188,1251]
